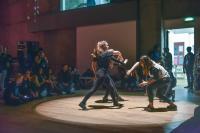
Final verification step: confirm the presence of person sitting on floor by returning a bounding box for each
[21,70,38,99]
[57,64,73,94]
[3,74,24,105]
[33,68,52,97]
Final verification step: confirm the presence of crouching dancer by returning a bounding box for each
[128,55,177,112]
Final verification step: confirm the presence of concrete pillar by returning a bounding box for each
[194,17,200,52]
[138,0,162,57]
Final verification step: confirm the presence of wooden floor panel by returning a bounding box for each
[36,95,198,126]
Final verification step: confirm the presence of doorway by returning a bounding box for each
[167,27,194,86]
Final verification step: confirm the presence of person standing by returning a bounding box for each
[162,48,173,72]
[79,41,123,110]
[183,47,195,91]
[149,44,161,63]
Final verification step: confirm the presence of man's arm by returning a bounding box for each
[91,61,97,72]
[113,50,124,61]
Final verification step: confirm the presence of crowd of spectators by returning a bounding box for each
[0,44,147,106]
[0,47,84,106]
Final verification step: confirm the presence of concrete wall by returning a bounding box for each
[76,21,136,72]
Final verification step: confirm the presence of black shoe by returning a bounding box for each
[118,97,126,101]
[144,105,155,112]
[79,102,87,110]
[102,98,109,103]
[167,105,177,111]
[113,103,123,107]
[184,86,189,88]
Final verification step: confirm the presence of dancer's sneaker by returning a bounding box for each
[79,102,87,110]
[118,97,126,101]
[144,105,155,112]
[102,98,109,103]
[113,102,123,107]
[167,105,177,111]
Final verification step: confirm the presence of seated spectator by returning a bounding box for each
[3,74,24,105]
[46,68,60,95]
[33,68,51,97]
[33,49,48,75]
[82,68,94,77]
[125,75,137,91]
[71,67,81,90]
[80,68,95,89]
[57,64,72,94]
[21,70,38,99]
[30,75,39,98]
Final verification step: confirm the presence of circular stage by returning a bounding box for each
[36,95,197,126]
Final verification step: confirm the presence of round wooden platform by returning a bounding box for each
[36,95,197,126]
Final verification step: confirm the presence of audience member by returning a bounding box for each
[183,46,195,91]
[57,64,72,94]
[3,74,24,105]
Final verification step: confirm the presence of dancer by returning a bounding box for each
[79,41,124,110]
[90,47,126,102]
[127,55,177,112]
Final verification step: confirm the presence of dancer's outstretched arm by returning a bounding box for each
[127,62,139,75]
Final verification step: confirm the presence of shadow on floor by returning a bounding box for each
[87,104,124,110]
[128,106,168,112]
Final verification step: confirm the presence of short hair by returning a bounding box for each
[164,48,169,52]
[97,40,109,51]
[187,46,192,52]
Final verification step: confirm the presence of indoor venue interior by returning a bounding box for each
[0,0,200,133]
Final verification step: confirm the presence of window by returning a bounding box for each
[60,0,111,11]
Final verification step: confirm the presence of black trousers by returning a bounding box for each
[147,78,172,104]
[186,70,194,89]
[102,84,120,100]
[81,69,118,105]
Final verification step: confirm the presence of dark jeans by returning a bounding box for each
[81,69,118,105]
[147,78,172,104]
[102,83,120,100]
[4,98,24,106]
[186,70,194,89]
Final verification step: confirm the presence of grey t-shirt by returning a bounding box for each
[149,61,170,80]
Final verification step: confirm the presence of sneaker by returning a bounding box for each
[144,105,155,112]
[79,102,87,110]
[102,98,109,103]
[118,97,126,101]
[113,102,123,107]
[167,105,177,111]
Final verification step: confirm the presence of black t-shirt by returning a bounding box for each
[97,51,113,69]
[184,52,195,69]
[58,70,71,83]
[3,82,20,101]
[21,80,32,95]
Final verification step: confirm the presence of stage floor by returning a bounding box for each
[35,95,198,127]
